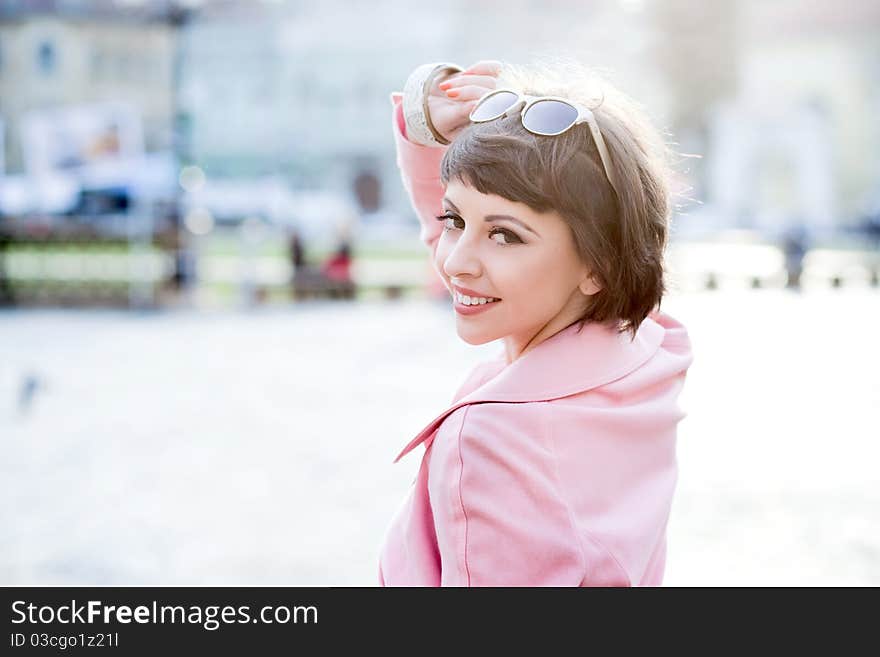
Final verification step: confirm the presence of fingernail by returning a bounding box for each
[438,81,452,90]
[446,89,459,97]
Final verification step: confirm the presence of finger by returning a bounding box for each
[447,101,480,137]
[439,73,498,90]
[456,99,479,120]
[443,84,498,101]
[460,60,503,77]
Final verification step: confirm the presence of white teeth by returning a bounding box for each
[455,291,499,306]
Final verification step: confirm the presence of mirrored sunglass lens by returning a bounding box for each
[522,100,578,134]
[470,91,519,121]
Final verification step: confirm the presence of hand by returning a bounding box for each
[427,60,503,143]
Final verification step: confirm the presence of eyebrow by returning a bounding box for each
[442,198,539,237]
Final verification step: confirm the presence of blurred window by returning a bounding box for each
[37,40,56,76]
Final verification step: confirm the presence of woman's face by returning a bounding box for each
[435,179,601,361]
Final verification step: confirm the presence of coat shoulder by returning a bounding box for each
[454,400,554,452]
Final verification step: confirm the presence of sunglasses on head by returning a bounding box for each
[468,88,620,197]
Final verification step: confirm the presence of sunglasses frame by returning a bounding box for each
[469,88,620,197]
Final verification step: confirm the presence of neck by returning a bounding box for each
[503,313,584,365]
[503,287,591,364]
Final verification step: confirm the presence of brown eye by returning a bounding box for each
[489,228,522,245]
[436,213,464,231]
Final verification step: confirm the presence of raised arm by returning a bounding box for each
[389,92,448,256]
[389,60,503,259]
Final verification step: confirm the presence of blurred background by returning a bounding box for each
[1,0,878,585]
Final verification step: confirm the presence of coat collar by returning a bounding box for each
[393,314,666,463]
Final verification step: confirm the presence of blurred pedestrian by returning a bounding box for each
[781,222,810,290]
[320,239,354,299]
[288,229,306,271]
[289,229,321,300]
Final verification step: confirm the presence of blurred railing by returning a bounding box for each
[1,228,877,309]
[665,241,880,292]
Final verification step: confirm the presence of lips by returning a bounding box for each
[451,285,500,300]
[450,283,502,317]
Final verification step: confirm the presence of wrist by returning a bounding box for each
[402,61,463,147]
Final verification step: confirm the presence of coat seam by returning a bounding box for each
[456,405,472,586]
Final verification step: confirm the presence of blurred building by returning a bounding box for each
[652,0,880,238]
[0,0,878,240]
[175,0,453,219]
[0,0,177,173]
[168,0,880,239]
[175,0,663,230]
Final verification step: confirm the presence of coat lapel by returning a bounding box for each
[392,314,666,463]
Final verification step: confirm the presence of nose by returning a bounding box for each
[442,231,483,281]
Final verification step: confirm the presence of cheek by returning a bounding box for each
[497,254,553,305]
[497,252,568,309]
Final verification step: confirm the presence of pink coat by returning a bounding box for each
[378,92,694,586]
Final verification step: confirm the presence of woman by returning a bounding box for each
[378,59,694,586]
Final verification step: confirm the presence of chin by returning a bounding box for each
[455,323,499,346]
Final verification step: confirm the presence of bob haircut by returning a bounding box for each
[439,58,674,341]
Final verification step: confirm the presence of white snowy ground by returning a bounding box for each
[1,287,878,586]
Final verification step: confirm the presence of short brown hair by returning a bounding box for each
[439,58,672,341]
